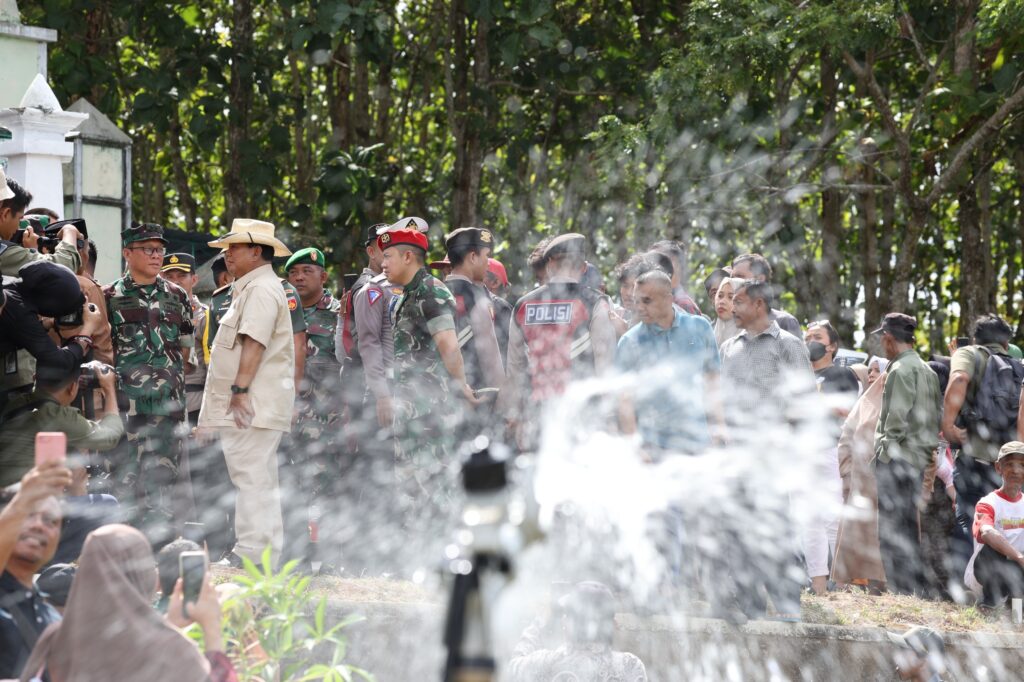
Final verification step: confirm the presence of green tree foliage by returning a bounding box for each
[19,0,1024,350]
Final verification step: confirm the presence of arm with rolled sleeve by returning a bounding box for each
[354,284,391,400]
[0,301,84,374]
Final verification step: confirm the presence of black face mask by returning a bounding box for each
[807,341,828,362]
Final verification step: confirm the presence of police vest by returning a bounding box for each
[341,270,374,362]
[446,277,494,390]
[512,282,605,401]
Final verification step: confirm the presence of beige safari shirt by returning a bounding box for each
[198,263,295,432]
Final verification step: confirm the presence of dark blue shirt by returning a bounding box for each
[615,309,720,452]
[0,570,61,679]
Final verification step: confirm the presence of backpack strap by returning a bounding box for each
[966,345,990,407]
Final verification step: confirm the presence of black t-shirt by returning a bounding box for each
[0,570,61,679]
[815,364,860,394]
[0,288,84,372]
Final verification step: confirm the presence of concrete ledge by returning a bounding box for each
[0,22,57,42]
[321,599,1024,681]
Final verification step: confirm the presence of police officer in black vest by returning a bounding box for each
[443,228,505,444]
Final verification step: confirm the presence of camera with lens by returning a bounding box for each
[77,361,112,392]
[55,301,95,329]
[13,216,59,251]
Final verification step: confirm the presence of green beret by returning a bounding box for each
[285,247,326,271]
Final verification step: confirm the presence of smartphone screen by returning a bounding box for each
[956,337,970,348]
[179,551,207,618]
[34,432,67,468]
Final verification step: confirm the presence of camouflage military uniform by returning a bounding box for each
[104,270,194,544]
[391,266,460,489]
[293,289,343,489]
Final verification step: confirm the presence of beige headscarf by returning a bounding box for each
[20,524,211,682]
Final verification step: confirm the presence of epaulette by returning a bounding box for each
[212,283,232,296]
[370,272,389,285]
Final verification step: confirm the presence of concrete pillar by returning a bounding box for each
[0,2,58,110]
[0,74,87,217]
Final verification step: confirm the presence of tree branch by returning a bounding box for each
[926,81,1024,206]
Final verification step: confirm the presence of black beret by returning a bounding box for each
[543,233,586,260]
[444,227,493,252]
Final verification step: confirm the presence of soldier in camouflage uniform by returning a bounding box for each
[378,228,479,504]
[284,247,343,562]
[104,223,194,547]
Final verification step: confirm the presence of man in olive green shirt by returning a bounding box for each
[0,362,123,487]
[872,313,941,595]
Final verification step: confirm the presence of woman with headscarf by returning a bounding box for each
[831,372,888,592]
[865,356,888,386]
[712,277,744,346]
[19,524,236,682]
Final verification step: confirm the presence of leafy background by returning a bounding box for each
[21,0,1024,351]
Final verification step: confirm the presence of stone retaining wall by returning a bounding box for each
[326,600,1024,681]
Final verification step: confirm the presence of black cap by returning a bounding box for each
[871,312,917,341]
[543,233,586,260]
[16,261,84,317]
[44,218,88,240]
[36,563,76,607]
[161,253,196,273]
[365,223,389,246]
[210,253,228,278]
[444,227,494,252]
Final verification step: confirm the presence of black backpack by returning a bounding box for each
[959,346,1024,444]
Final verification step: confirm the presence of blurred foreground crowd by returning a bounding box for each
[1,165,1022,681]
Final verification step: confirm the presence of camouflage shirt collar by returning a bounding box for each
[407,266,430,290]
[304,289,333,312]
[121,271,159,293]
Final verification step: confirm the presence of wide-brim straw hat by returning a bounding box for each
[208,218,292,257]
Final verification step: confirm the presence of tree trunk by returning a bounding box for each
[957,178,987,336]
[818,51,842,325]
[167,101,198,230]
[857,138,881,334]
[446,0,488,229]
[224,0,254,221]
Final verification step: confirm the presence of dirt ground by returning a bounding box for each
[800,588,1020,633]
[212,566,1022,633]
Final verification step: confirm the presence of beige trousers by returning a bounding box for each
[219,425,284,563]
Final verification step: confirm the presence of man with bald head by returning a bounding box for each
[615,270,724,455]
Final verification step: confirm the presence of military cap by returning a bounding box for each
[122,222,168,246]
[381,216,429,234]
[285,247,326,271]
[871,312,917,340]
[161,253,196,273]
[445,227,493,253]
[365,223,389,246]
[543,233,586,260]
[210,253,228,278]
[997,441,1024,462]
[377,228,428,253]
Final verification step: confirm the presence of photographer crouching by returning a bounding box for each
[0,360,123,564]
[0,261,103,410]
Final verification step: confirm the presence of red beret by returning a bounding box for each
[378,228,428,253]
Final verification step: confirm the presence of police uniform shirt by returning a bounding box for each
[353,272,397,401]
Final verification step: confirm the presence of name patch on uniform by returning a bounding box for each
[367,288,382,306]
[524,302,574,325]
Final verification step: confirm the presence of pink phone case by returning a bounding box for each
[34,432,67,467]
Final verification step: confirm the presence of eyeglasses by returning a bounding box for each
[128,246,166,257]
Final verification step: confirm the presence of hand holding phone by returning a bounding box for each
[35,432,67,468]
[179,551,207,619]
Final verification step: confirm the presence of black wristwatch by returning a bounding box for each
[230,384,249,394]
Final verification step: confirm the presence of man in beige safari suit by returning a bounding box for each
[199,218,295,566]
